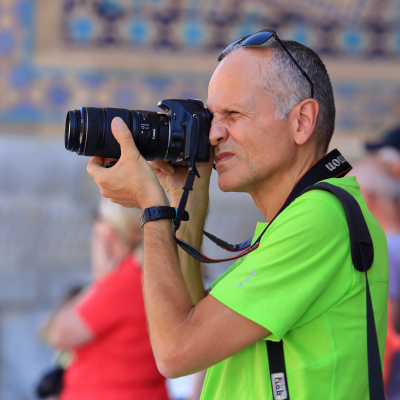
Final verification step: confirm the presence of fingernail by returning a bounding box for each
[114,117,125,127]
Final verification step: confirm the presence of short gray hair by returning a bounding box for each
[221,40,335,153]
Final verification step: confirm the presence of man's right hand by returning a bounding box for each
[149,157,214,207]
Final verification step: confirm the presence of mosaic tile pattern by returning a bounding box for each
[60,0,400,57]
[0,0,399,140]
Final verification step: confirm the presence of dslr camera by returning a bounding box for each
[65,99,211,163]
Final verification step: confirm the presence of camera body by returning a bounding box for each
[158,99,211,163]
[65,99,211,164]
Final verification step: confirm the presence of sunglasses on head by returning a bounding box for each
[218,29,314,99]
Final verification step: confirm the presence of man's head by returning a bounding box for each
[217,33,335,154]
[207,33,334,197]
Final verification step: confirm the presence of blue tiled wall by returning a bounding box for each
[0,0,399,137]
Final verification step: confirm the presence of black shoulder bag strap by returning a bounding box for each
[266,182,385,400]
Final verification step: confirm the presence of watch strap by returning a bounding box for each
[140,206,189,228]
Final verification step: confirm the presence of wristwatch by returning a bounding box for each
[140,206,189,228]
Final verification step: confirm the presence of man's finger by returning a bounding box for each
[87,156,106,177]
[112,117,140,160]
[149,160,175,174]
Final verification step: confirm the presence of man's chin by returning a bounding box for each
[217,173,233,192]
[217,173,245,193]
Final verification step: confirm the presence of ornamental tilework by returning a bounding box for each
[0,0,399,145]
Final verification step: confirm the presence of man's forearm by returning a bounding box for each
[171,191,209,305]
[143,219,197,375]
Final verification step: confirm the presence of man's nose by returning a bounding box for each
[209,121,228,146]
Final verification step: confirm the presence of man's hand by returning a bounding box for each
[149,155,214,206]
[87,117,169,209]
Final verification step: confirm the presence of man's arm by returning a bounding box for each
[149,161,210,305]
[143,219,270,378]
[87,118,270,377]
[169,194,208,305]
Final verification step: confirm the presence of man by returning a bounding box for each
[87,30,388,399]
[48,198,169,400]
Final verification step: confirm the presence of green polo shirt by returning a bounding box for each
[200,177,388,400]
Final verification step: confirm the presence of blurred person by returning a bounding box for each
[47,198,169,400]
[365,129,400,399]
[36,285,84,399]
[349,160,400,396]
[366,128,400,327]
[386,302,400,395]
[366,125,400,181]
[86,30,388,399]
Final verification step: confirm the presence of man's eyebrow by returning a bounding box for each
[208,103,247,114]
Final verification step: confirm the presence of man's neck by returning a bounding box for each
[250,149,321,221]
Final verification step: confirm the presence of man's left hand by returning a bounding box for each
[87,117,169,209]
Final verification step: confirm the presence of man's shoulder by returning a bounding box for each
[296,176,361,207]
[256,178,366,253]
[276,177,363,228]
[273,184,349,232]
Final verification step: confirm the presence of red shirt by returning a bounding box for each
[61,255,169,400]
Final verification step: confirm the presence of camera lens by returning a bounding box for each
[65,107,170,160]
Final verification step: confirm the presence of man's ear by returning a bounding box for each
[292,98,319,145]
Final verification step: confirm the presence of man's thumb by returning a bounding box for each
[112,117,138,157]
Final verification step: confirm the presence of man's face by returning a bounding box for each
[207,48,296,194]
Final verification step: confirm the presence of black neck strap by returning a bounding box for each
[174,148,352,263]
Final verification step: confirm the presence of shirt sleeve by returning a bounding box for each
[75,258,143,336]
[210,192,354,340]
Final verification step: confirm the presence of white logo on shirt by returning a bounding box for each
[236,270,257,289]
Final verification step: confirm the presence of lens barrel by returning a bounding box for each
[65,107,169,160]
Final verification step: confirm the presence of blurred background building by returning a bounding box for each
[0,0,399,398]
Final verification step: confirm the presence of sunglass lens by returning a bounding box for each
[242,31,274,46]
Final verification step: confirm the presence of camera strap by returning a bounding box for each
[266,182,384,400]
[173,148,352,263]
